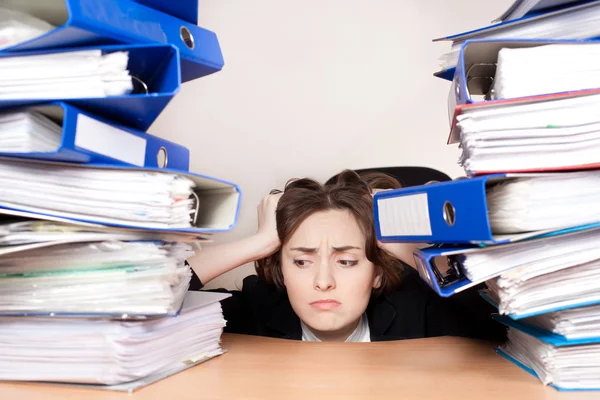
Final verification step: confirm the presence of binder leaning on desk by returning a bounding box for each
[0,102,190,169]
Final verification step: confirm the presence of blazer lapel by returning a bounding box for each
[367,295,398,341]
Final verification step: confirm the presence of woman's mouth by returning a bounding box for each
[310,299,341,310]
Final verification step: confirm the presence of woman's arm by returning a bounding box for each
[191,193,282,285]
[192,233,278,284]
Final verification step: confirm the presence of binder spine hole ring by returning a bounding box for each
[454,77,460,101]
[443,201,456,227]
[157,147,168,168]
[180,26,195,50]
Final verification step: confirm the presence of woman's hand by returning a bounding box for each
[256,192,283,254]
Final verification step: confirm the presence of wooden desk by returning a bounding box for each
[0,333,596,399]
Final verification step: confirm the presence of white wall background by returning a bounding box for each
[149,0,515,289]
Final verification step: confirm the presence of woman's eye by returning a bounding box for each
[293,260,310,268]
[339,260,358,267]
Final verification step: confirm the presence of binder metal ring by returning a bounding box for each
[180,26,195,50]
[190,191,200,226]
[443,201,456,227]
[157,147,168,168]
[131,76,149,94]
[454,76,460,101]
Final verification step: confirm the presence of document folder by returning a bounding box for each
[0,43,180,131]
[493,0,585,23]
[451,39,600,108]
[496,317,600,391]
[413,229,600,298]
[414,225,600,298]
[0,157,241,236]
[433,1,600,80]
[493,314,600,347]
[0,102,190,170]
[374,172,600,245]
[2,0,223,82]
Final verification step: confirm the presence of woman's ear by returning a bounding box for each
[372,270,382,289]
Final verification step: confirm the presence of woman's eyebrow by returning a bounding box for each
[332,246,361,252]
[289,246,362,253]
[290,247,318,253]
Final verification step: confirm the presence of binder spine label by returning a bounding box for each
[377,193,432,236]
[74,114,147,166]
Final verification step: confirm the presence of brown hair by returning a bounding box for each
[255,169,404,297]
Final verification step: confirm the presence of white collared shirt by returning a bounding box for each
[301,313,371,342]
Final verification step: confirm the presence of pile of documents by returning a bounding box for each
[373,0,600,391]
[0,291,230,390]
[0,0,237,392]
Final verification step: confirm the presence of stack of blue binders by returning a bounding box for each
[374,0,600,392]
[0,0,241,391]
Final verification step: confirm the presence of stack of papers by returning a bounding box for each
[526,304,600,340]
[0,240,194,316]
[491,44,600,99]
[500,327,600,390]
[437,2,600,72]
[0,158,196,228]
[463,227,600,286]
[457,93,600,174]
[473,228,600,317]
[0,291,230,390]
[0,7,54,50]
[485,172,600,233]
[0,110,61,153]
[0,49,132,100]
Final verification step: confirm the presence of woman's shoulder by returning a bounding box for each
[387,265,433,301]
[238,275,289,310]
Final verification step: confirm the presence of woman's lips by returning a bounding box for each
[310,299,341,310]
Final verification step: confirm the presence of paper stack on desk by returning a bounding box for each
[0,291,230,391]
[371,7,600,391]
[498,327,600,390]
[0,0,236,392]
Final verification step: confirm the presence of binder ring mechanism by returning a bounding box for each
[443,201,456,227]
[156,146,168,168]
[180,26,195,50]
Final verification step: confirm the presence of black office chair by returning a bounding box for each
[326,166,452,188]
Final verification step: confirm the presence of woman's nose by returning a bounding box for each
[313,262,336,291]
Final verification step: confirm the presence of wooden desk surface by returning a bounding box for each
[0,333,597,399]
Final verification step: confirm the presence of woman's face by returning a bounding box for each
[281,209,381,340]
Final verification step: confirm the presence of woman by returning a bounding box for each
[193,169,504,342]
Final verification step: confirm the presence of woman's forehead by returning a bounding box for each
[286,209,365,247]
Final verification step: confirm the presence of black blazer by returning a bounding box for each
[198,266,507,342]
